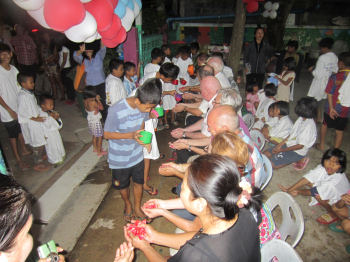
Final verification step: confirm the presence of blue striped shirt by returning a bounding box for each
[123,75,138,96]
[104,99,148,169]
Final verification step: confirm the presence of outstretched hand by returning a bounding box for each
[114,242,134,262]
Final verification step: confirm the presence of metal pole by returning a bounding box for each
[135,11,143,78]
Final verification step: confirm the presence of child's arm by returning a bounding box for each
[274,73,294,86]
[73,44,85,64]
[272,143,303,154]
[162,90,176,96]
[0,96,17,120]
[271,136,289,153]
[31,116,46,122]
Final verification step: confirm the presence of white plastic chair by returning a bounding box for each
[250,129,266,150]
[261,239,303,262]
[261,154,273,190]
[265,192,304,247]
[242,112,255,130]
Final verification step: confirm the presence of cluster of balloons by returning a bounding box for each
[262,1,279,19]
[243,0,265,13]
[12,0,142,48]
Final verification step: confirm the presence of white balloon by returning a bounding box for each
[262,10,270,18]
[84,31,98,43]
[121,7,134,32]
[264,1,272,10]
[270,10,277,19]
[133,0,140,17]
[272,2,279,10]
[13,0,44,11]
[64,11,97,43]
[80,0,92,2]
[27,6,51,29]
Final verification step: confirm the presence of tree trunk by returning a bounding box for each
[228,0,246,77]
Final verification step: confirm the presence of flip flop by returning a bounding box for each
[134,215,152,224]
[316,213,339,225]
[294,157,310,171]
[144,186,158,196]
[123,211,134,223]
[329,222,345,233]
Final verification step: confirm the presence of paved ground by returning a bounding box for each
[68,71,350,261]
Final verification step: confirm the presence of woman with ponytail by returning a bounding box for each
[124,154,262,262]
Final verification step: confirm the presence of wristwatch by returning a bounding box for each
[187,145,192,152]
[182,131,186,138]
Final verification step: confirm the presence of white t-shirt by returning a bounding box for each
[223,66,234,79]
[286,117,317,156]
[144,63,160,76]
[201,94,217,137]
[59,46,71,68]
[269,115,293,139]
[163,57,171,63]
[105,74,126,106]
[198,99,209,117]
[215,71,231,89]
[0,65,20,122]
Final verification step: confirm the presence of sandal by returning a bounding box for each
[328,222,345,233]
[124,211,134,223]
[316,213,339,225]
[134,215,153,224]
[293,157,310,171]
[144,186,158,196]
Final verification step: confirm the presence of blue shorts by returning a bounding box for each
[267,145,304,166]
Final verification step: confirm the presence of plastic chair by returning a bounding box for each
[261,154,273,190]
[242,112,255,130]
[250,129,266,150]
[261,239,303,262]
[265,192,304,247]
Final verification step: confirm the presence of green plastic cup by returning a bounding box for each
[155,107,164,117]
[139,131,152,144]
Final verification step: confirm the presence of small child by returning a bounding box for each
[262,101,293,144]
[190,42,200,61]
[264,97,318,170]
[275,57,296,102]
[38,95,65,165]
[279,148,350,225]
[84,87,106,156]
[105,59,125,107]
[245,82,260,115]
[172,47,181,64]
[253,83,277,129]
[17,73,49,172]
[144,48,162,75]
[123,62,139,96]
[175,46,193,87]
[161,44,171,63]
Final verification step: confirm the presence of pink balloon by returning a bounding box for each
[246,1,259,13]
[44,0,85,31]
[99,15,122,40]
[84,0,114,32]
[102,26,126,48]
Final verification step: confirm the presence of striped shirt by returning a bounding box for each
[123,75,138,96]
[104,99,148,169]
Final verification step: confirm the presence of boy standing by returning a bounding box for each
[104,78,162,222]
[105,59,125,107]
[143,48,162,75]
[0,43,30,170]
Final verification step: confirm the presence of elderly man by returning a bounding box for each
[207,56,231,89]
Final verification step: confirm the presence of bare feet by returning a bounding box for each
[278,184,298,196]
[33,164,50,172]
[315,143,324,151]
[278,184,289,192]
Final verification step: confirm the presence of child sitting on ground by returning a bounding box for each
[264,97,317,170]
[279,148,350,225]
[105,59,125,107]
[253,83,277,129]
[17,72,49,172]
[84,87,106,156]
[144,48,162,75]
[123,62,140,96]
[262,101,293,144]
[274,57,296,102]
[38,95,65,165]
[245,82,260,115]
[175,46,193,87]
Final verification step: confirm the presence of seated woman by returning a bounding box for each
[124,154,262,262]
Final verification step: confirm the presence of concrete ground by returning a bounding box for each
[67,71,350,262]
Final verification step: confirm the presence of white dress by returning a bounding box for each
[39,109,65,164]
[162,82,176,110]
[143,63,160,76]
[307,52,338,101]
[17,89,46,147]
[175,57,193,86]
[253,97,275,130]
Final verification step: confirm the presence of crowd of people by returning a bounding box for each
[0,24,350,261]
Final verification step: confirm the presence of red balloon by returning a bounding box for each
[102,27,126,48]
[99,15,122,40]
[110,0,118,8]
[246,1,259,13]
[44,0,85,32]
[85,0,114,32]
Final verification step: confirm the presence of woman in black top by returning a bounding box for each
[124,154,262,262]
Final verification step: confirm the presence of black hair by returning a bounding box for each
[319,37,334,49]
[187,154,262,221]
[264,83,277,97]
[161,44,170,53]
[124,61,136,72]
[338,52,350,67]
[109,59,124,73]
[159,63,179,80]
[39,94,54,105]
[246,82,259,93]
[190,42,200,51]
[287,40,298,50]
[254,26,264,36]
[83,86,98,100]
[321,148,347,173]
[273,101,289,116]
[294,97,317,119]
[17,72,33,85]
[283,57,296,71]
[0,176,33,252]
[151,48,163,60]
[179,46,191,56]
[0,43,11,54]
[135,78,162,105]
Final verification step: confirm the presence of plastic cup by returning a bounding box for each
[139,131,152,144]
[155,107,164,117]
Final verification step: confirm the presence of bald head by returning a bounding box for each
[207,57,224,74]
[207,105,239,136]
[200,76,221,101]
[198,65,214,81]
